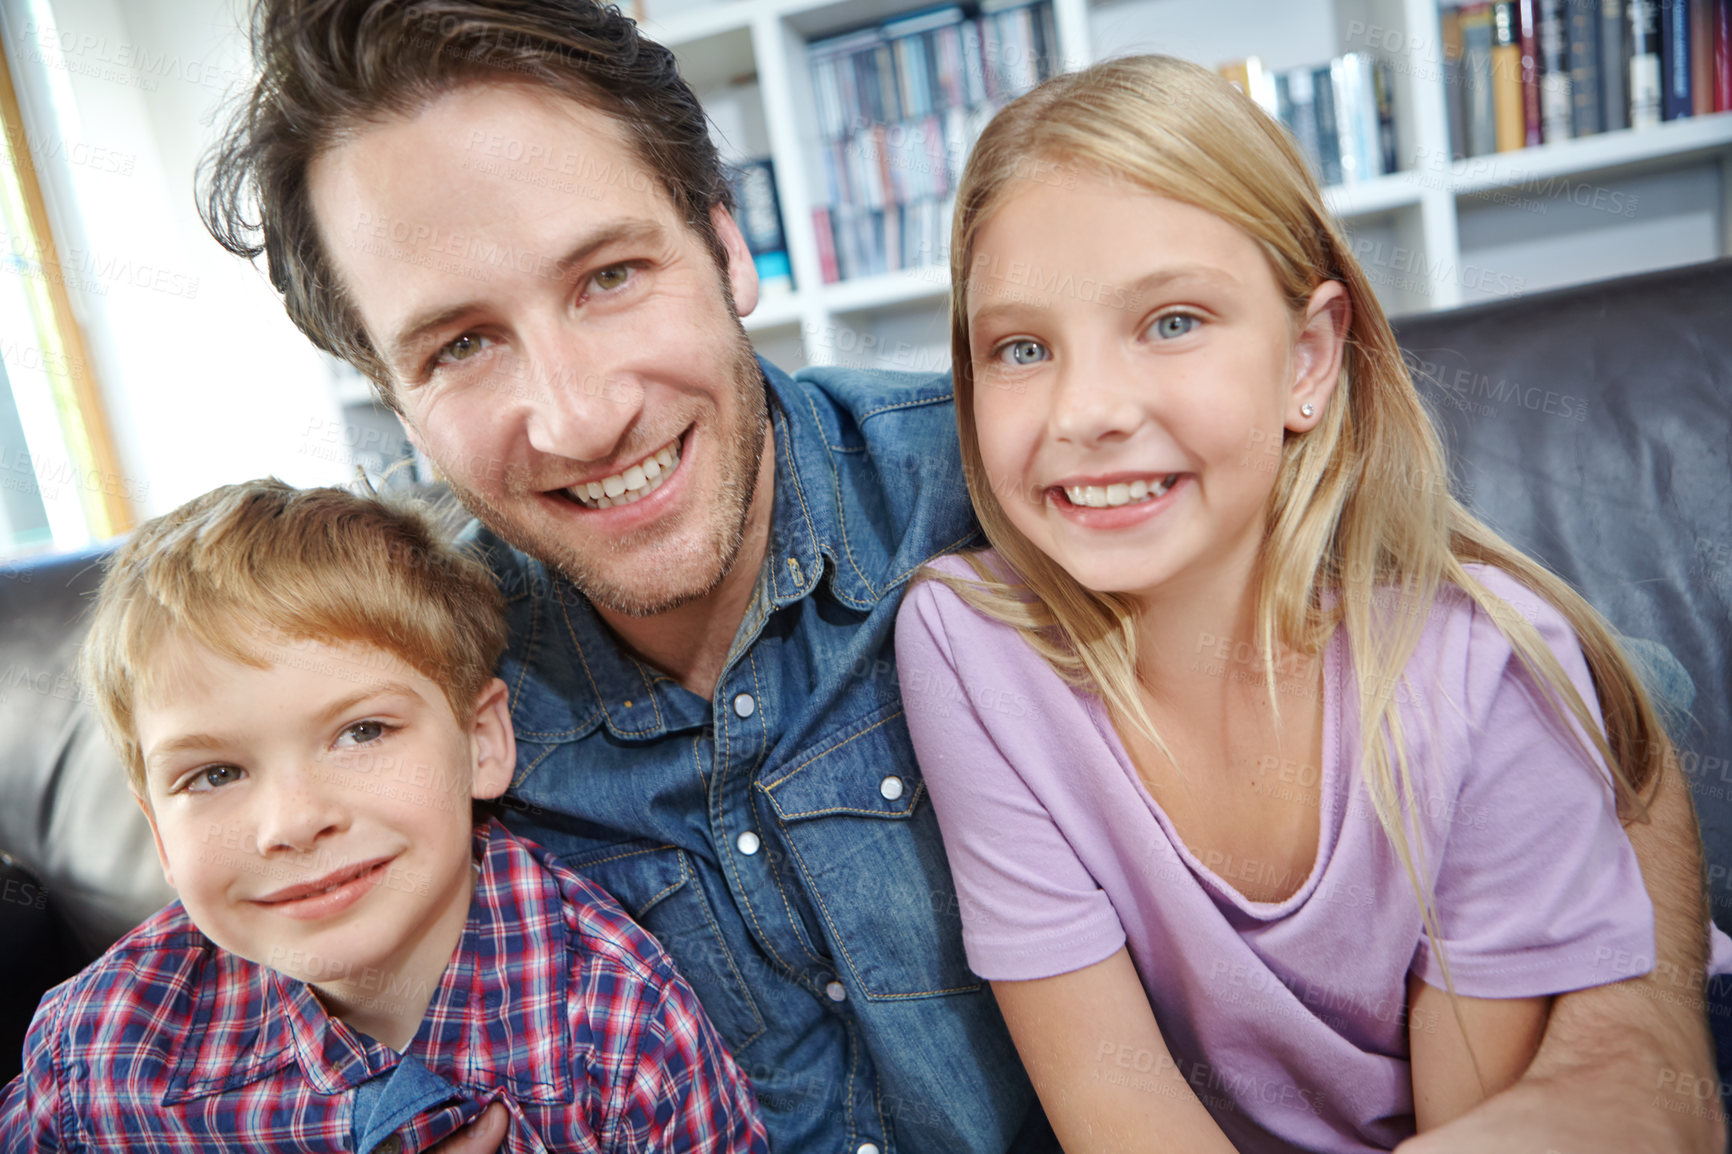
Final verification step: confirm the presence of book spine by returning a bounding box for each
[1572,0,1605,133]
[1493,2,1528,150]
[1692,0,1714,110]
[1282,67,1326,180]
[1539,0,1575,139]
[1602,0,1629,129]
[1443,7,1470,158]
[1520,0,1545,142]
[1661,0,1693,118]
[1374,58,1399,174]
[1630,0,1665,123]
[1717,0,1732,110]
[1311,64,1343,185]
[1463,5,1500,155]
[811,207,840,284]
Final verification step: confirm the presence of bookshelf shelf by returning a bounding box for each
[638,0,1732,373]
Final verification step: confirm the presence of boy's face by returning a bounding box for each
[132,634,514,1010]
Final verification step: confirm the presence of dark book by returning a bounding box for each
[1571,0,1605,133]
[1539,0,1575,140]
[1661,0,1693,119]
[1602,0,1629,130]
[1374,58,1400,174]
[1630,0,1665,123]
[1520,0,1545,144]
[1311,63,1344,185]
[1493,3,1528,150]
[1442,7,1470,158]
[1278,68,1327,180]
[1462,4,1500,155]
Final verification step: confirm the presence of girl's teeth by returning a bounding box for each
[1063,475,1175,508]
[567,441,681,509]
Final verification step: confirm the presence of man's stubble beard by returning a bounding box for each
[445,325,769,619]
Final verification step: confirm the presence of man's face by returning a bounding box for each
[309,83,767,616]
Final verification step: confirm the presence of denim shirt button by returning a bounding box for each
[857,1144,881,1154]
[878,775,904,801]
[732,692,756,718]
[372,1135,403,1154]
[735,831,762,856]
[824,980,847,1003]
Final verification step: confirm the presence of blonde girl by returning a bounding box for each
[894,54,1717,1152]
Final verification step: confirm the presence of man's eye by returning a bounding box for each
[436,333,490,365]
[994,339,1049,367]
[1150,313,1201,340]
[592,265,632,292]
[337,720,389,747]
[184,765,245,794]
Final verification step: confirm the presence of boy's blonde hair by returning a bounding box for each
[941,56,1669,990]
[83,479,508,793]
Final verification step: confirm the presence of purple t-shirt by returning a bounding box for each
[896,555,1658,1153]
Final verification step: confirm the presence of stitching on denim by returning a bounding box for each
[884,531,982,591]
[769,780,926,823]
[557,589,659,737]
[854,392,953,423]
[800,391,879,608]
[746,656,829,970]
[509,744,556,790]
[683,862,768,1048]
[761,709,906,794]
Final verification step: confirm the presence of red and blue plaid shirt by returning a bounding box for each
[1,820,767,1153]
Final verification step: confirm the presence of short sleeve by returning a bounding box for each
[1411,570,1656,998]
[605,966,767,1154]
[894,569,1127,981]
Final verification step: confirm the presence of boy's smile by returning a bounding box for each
[132,636,513,1047]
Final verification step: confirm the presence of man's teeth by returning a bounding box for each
[1063,475,1177,508]
[567,441,681,509]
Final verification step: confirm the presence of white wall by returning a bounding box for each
[1,0,348,532]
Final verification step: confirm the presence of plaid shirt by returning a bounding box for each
[1,820,767,1154]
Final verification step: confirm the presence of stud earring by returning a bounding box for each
[1300,403,1315,418]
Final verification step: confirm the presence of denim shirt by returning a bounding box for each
[468,357,1043,1154]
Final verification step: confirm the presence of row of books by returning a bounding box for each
[727,158,793,297]
[1443,0,1732,160]
[1220,55,1401,187]
[807,1,1061,284]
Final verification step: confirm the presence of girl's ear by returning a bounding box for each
[1285,280,1351,432]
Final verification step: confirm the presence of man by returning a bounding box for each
[202,1,1721,1151]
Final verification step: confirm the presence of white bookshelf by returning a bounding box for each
[648,0,1731,371]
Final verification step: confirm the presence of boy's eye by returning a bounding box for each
[184,765,245,794]
[1150,313,1201,340]
[994,339,1049,367]
[337,720,390,747]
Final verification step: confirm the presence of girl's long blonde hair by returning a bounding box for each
[941,55,1664,980]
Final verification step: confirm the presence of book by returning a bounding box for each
[1373,58,1399,175]
[1442,7,1470,158]
[1661,0,1693,119]
[727,158,792,295]
[1462,4,1500,155]
[1717,0,1731,110]
[1539,0,1575,140]
[1493,2,1528,150]
[1602,0,1629,130]
[1691,0,1714,110]
[1520,0,1545,143]
[1331,53,1384,182]
[1311,63,1345,185]
[1278,67,1327,179]
[1571,0,1605,134]
[1630,0,1665,124]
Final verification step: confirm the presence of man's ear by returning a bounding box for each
[134,790,175,889]
[467,678,516,801]
[710,203,759,321]
[1285,280,1351,432]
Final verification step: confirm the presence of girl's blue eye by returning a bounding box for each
[1151,313,1201,340]
[186,765,244,794]
[997,339,1049,366]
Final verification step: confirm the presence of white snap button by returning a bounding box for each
[825,980,847,1002]
[879,775,904,801]
[733,692,756,718]
[857,1144,881,1154]
[735,831,761,856]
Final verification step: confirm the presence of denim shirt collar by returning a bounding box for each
[510,355,872,745]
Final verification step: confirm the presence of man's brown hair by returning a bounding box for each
[82,479,508,792]
[200,0,732,408]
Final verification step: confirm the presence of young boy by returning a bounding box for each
[0,480,767,1153]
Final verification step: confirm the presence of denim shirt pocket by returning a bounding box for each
[760,699,981,1000]
[562,841,767,1054]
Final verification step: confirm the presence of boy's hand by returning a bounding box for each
[429,1101,509,1154]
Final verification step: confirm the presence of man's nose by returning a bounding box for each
[520,328,646,461]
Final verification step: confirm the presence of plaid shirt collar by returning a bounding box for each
[165,820,573,1105]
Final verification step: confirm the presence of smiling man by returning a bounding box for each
[201,2,1720,1153]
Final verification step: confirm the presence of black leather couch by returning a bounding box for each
[2,259,1729,1100]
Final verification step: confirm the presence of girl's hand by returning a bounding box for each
[991,947,1239,1154]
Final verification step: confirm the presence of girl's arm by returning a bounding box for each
[1405,974,1548,1130]
[992,947,1238,1154]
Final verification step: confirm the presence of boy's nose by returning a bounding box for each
[252,766,349,855]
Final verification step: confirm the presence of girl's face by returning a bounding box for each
[965,171,1345,608]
